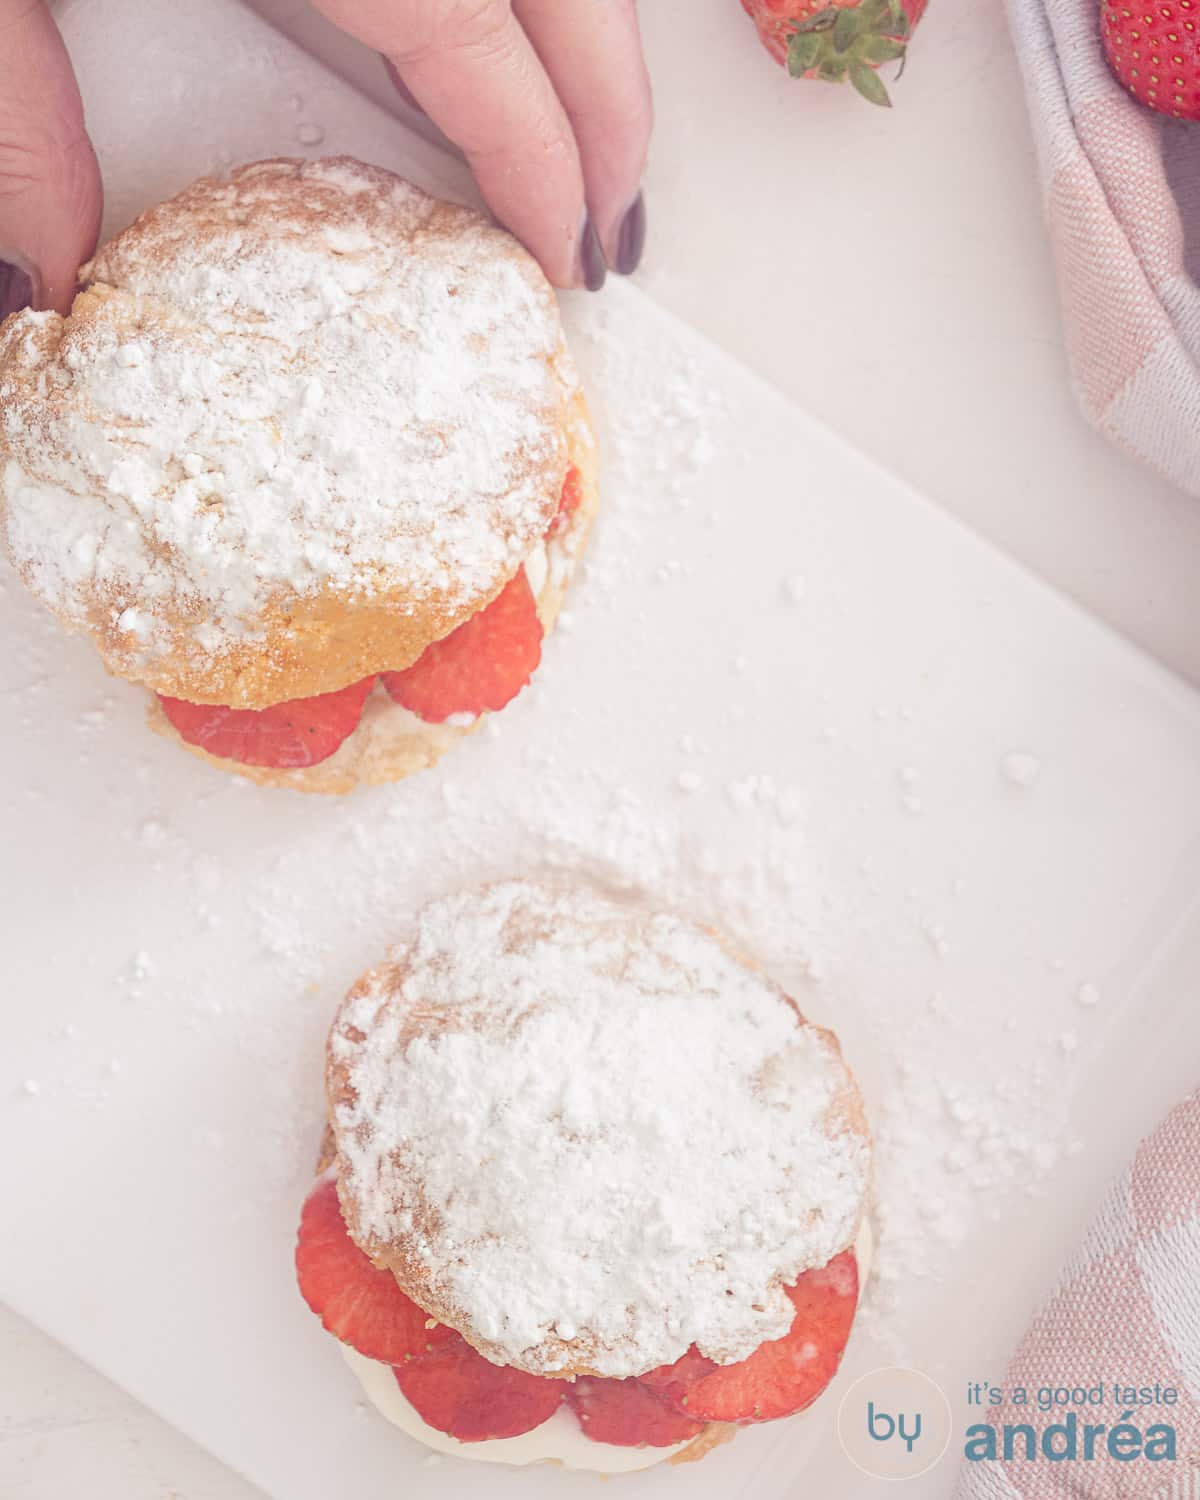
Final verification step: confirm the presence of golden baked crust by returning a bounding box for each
[144,392,597,792]
[0,157,580,708]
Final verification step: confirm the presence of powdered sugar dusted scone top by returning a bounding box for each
[0,158,578,707]
[326,882,870,1380]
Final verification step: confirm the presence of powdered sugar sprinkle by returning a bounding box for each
[329,881,869,1377]
[0,158,570,681]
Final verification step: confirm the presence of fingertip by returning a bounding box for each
[456,127,588,290]
[20,135,103,315]
[382,8,589,291]
[511,0,652,278]
[0,1,102,315]
[46,134,103,312]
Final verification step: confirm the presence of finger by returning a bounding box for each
[513,0,651,274]
[0,0,101,315]
[312,0,596,289]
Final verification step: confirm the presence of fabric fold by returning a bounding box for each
[1005,0,1200,496]
[954,1088,1200,1498]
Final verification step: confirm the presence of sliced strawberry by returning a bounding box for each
[545,464,583,540]
[295,1178,456,1364]
[159,676,374,769]
[380,571,542,724]
[640,1345,718,1403]
[642,1250,859,1424]
[565,1377,705,1447]
[395,1337,564,1441]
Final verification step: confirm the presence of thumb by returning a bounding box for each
[0,0,101,317]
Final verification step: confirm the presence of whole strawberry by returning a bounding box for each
[741,0,928,106]
[1101,0,1200,119]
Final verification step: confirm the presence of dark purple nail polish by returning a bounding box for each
[615,192,646,277]
[0,259,34,321]
[579,217,607,293]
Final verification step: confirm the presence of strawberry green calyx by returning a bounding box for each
[786,0,911,106]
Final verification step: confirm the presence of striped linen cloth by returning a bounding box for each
[953,1088,1200,1498]
[1007,0,1200,495]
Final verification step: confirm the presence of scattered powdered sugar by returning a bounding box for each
[0,158,570,677]
[330,882,869,1377]
[0,269,1143,1390]
[864,1052,1080,1347]
[783,574,808,604]
[1000,750,1042,788]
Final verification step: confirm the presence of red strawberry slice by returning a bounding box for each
[295,1178,456,1364]
[395,1337,564,1442]
[639,1345,718,1401]
[159,676,374,769]
[642,1250,859,1424]
[565,1377,705,1447]
[381,571,542,724]
[545,464,583,540]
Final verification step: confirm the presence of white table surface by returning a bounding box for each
[5,1,1200,1496]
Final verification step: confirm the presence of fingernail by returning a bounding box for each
[614,192,646,277]
[578,216,607,293]
[0,257,35,321]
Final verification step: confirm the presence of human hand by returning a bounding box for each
[0,0,102,317]
[316,0,652,290]
[0,0,650,321]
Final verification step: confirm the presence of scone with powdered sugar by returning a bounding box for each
[296,881,872,1472]
[0,158,597,793]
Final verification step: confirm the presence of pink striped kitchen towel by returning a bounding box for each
[954,1088,1200,1498]
[1008,0,1200,495]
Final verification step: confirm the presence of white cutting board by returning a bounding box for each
[5,3,1200,1497]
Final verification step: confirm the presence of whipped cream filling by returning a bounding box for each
[341,1222,873,1473]
[523,530,573,619]
[523,539,550,600]
[342,1345,691,1473]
